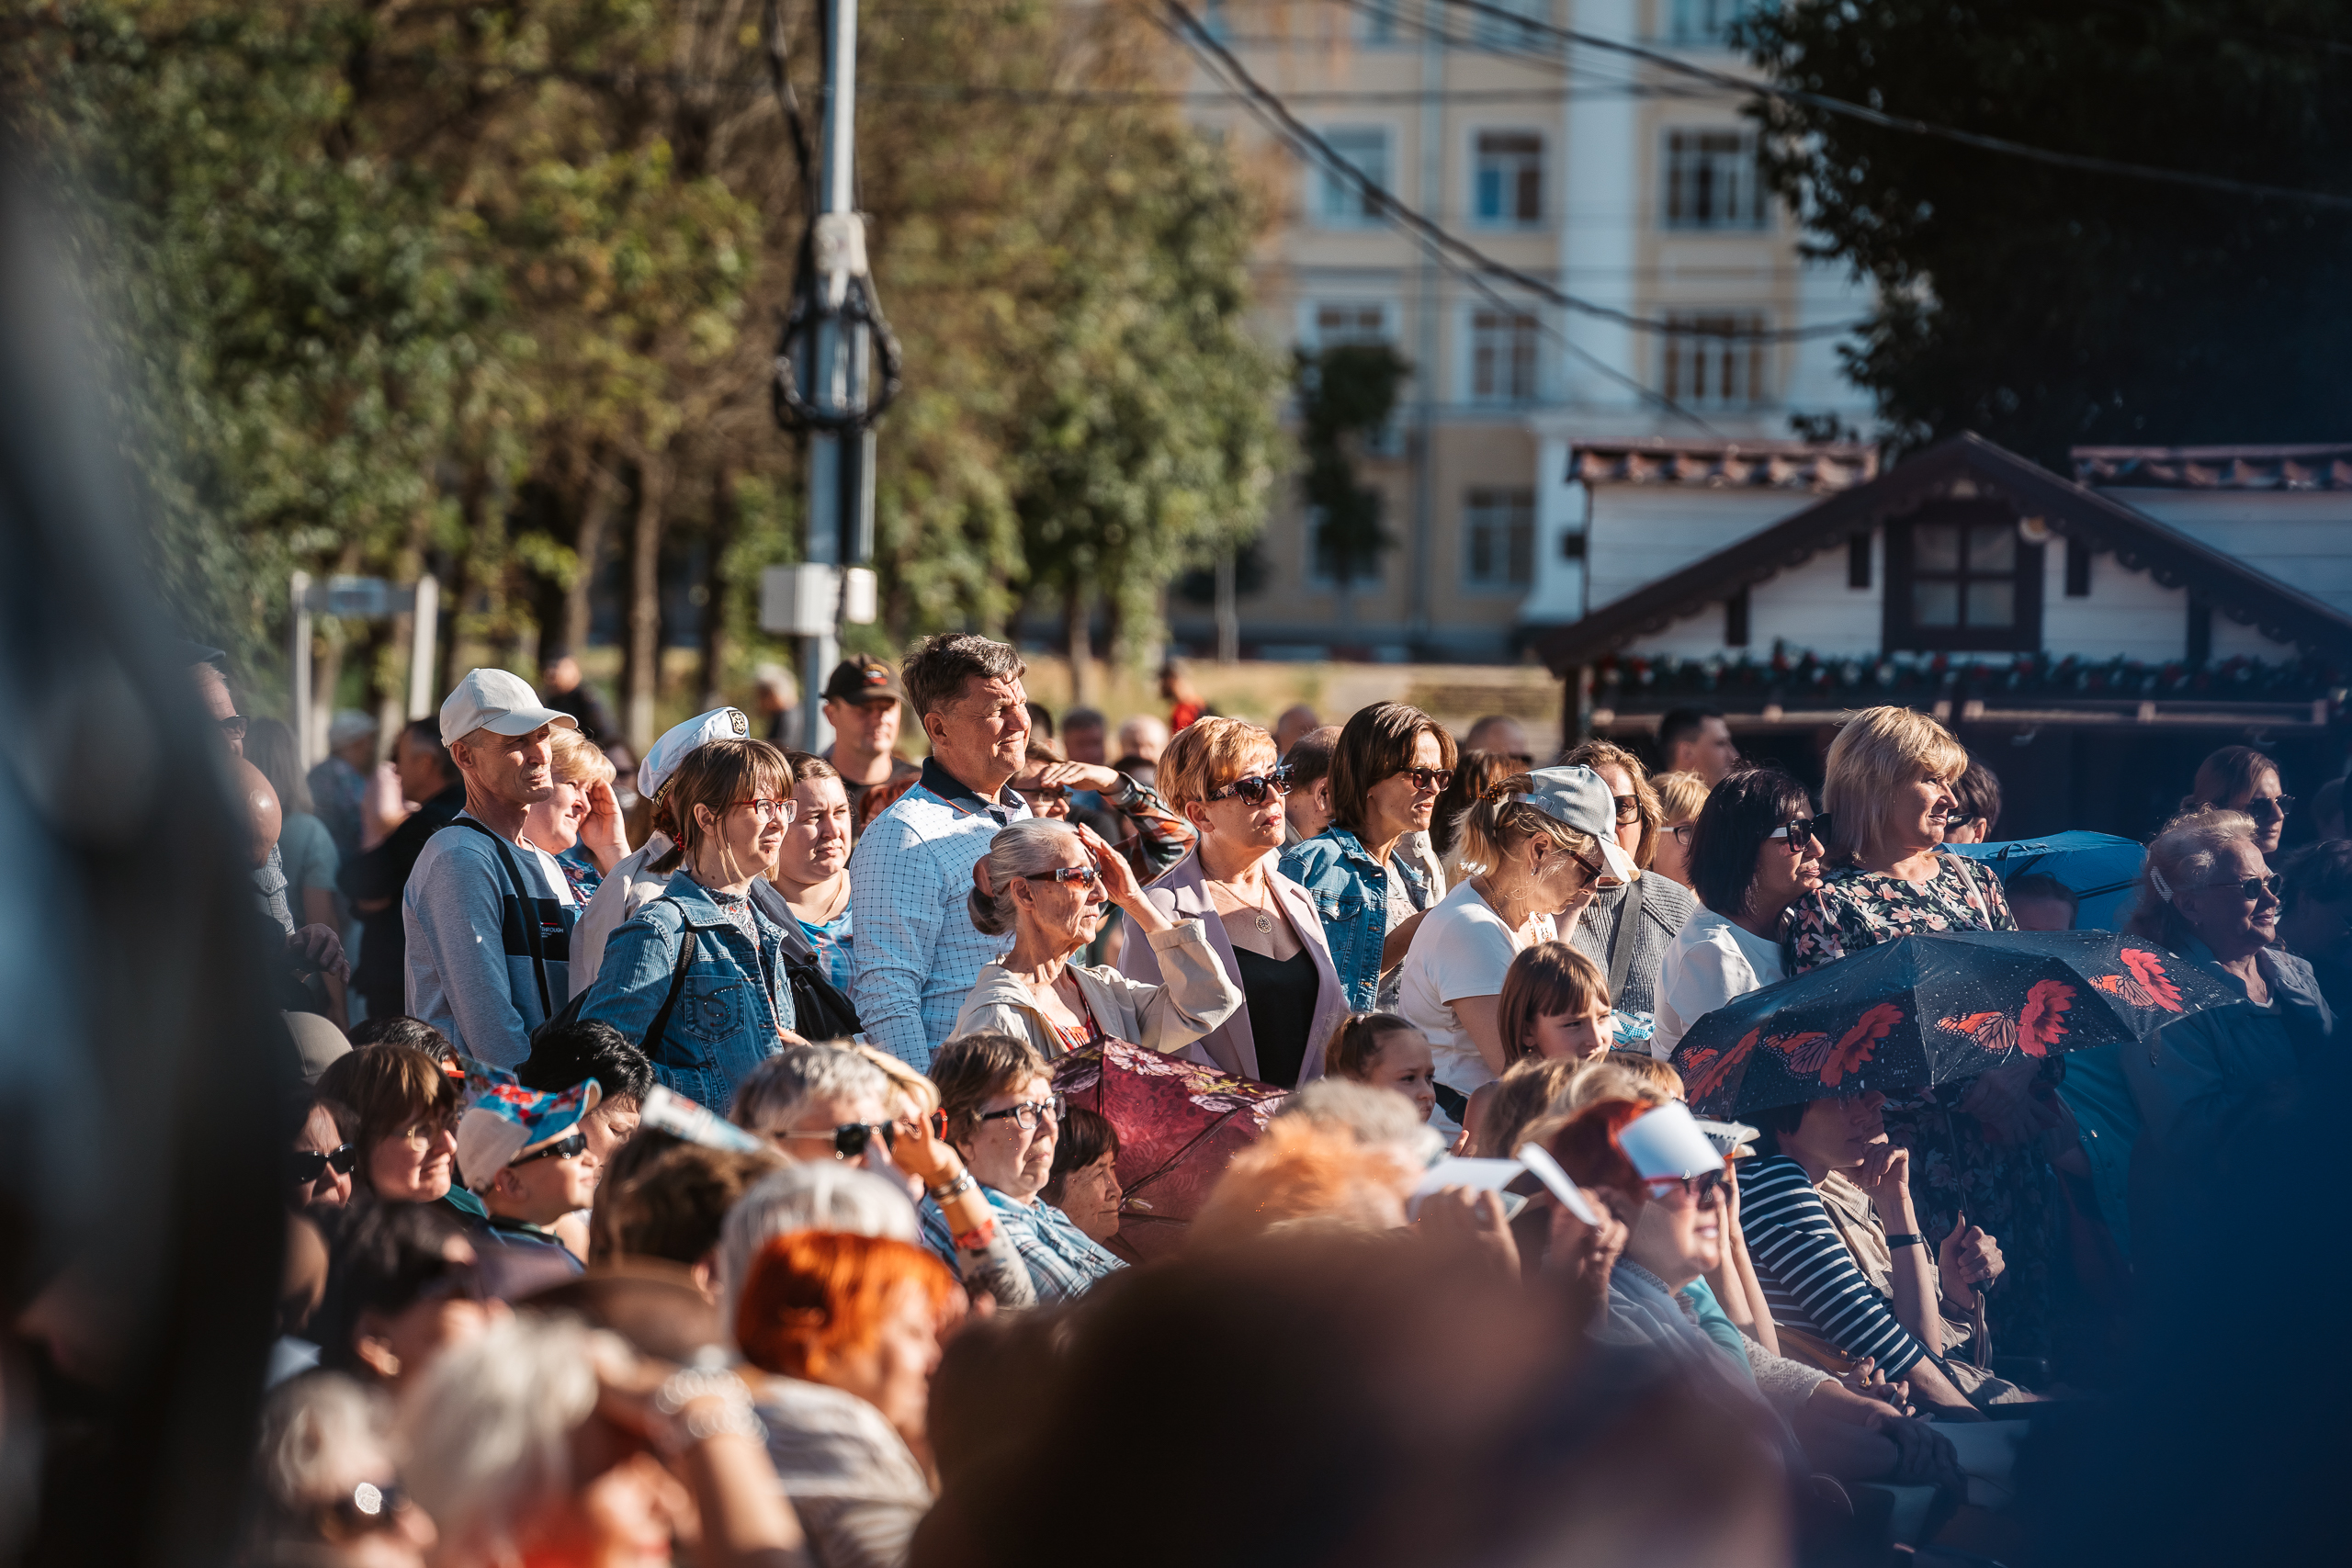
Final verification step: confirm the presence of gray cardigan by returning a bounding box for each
[1569,871,1699,1017]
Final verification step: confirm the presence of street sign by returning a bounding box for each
[760,564,877,636]
[300,576,417,618]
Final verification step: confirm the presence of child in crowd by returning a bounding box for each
[1498,942,1615,1066]
[1323,1011,1438,1126]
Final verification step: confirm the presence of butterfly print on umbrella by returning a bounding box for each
[2089,947,2185,1012]
[1782,1002,1905,1087]
[1936,979,2075,1058]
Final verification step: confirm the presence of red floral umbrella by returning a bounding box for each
[1668,930,2240,1120]
[1051,1040,1286,1264]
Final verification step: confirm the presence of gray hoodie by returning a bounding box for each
[402,818,576,1068]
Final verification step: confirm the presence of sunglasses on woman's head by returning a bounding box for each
[1768,814,1830,850]
[1023,864,1102,887]
[288,1143,358,1184]
[1206,763,1295,806]
[1396,766,1453,792]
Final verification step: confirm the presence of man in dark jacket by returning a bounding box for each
[340,718,466,1022]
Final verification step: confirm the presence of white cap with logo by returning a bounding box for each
[639,706,754,800]
[439,668,580,747]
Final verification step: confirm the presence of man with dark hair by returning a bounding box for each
[1283,724,1342,845]
[1462,715,1533,766]
[347,1014,455,1061]
[2278,840,2352,1018]
[849,635,1143,1066]
[518,1017,653,1159]
[818,654,921,831]
[340,717,468,1026]
[1657,706,1737,786]
[1948,759,2003,844]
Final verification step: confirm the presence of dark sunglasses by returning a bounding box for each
[218,714,249,742]
[2242,795,2295,821]
[1206,763,1295,806]
[1644,1168,1727,1204]
[1019,784,1071,801]
[511,1129,588,1166]
[1611,793,1643,826]
[2199,872,2282,902]
[313,1479,409,1541]
[288,1143,358,1185]
[1395,766,1454,792]
[1768,813,1830,850]
[1024,864,1102,887]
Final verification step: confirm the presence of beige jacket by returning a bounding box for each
[949,918,1243,1059]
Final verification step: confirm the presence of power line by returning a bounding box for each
[1419,0,2352,214]
[1159,0,1859,344]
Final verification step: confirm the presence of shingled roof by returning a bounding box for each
[2075,445,2352,491]
[1569,439,1879,491]
[1533,432,2352,673]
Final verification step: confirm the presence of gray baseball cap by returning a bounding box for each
[1516,765,1641,885]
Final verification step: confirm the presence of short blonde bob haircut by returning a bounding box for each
[548,727,616,788]
[1820,705,1969,865]
[1651,770,1710,827]
[1453,771,1605,881]
[1159,716,1278,818]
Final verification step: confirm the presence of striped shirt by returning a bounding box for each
[1737,1155,1928,1376]
[920,1185,1123,1304]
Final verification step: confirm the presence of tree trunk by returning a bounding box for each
[564,457,616,660]
[623,450,671,755]
[1065,580,1096,709]
[697,464,736,712]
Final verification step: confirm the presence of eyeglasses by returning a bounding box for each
[288,1143,357,1185]
[2242,795,2295,822]
[1395,766,1454,792]
[1205,763,1295,806]
[1768,814,1831,851]
[978,1096,1065,1132]
[1018,784,1070,802]
[1023,864,1102,887]
[1643,1168,1727,1205]
[511,1130,589,1166]
[730,798,793,821]
[1666,823,1696,847]
[2196,872,2282,902]
[218,714,249,743]
[1610,793,1644,827]
[313,1479,410,1542]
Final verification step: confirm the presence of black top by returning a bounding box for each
[1234,944,1317,1089]
[340,780,467,1005]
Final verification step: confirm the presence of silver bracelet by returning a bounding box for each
[653,1359,746,1416]
[929,1169,976,1203]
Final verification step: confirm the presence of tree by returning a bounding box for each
[1295,341,1409,624]
[1741,0,2352,464]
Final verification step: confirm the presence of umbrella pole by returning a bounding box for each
[1938,1100,1994,1371]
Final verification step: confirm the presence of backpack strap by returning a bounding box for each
[452,818,552,1020]
[639,899,700,1064]
[1607,874,1645,1005]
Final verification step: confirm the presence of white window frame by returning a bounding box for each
[1661,128,1769,231]
[1462,488,1538,593]
[1469,129,1546,229]
[1312,125,1394,229]
[1661,312,1772,409]
[1464,306,1544,405]
[1299,299,1406,456]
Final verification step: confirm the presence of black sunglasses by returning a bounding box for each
[288,1143,358,1184]
[2198,872,2282,902]
[219,714,249,742]
[1396,766,1454,792]
[314,1479,409,1542]
[1023,864,1102,887]
[2242,795,2295,821]
[1768,813,1831,850]
[512,1129,588,1166]
[1019,784,1071,801]
[1206,763,1295,806]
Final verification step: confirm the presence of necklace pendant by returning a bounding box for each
[1254,911,1272,934]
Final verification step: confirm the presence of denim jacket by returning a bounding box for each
[1277,826,1432,1012]
[582,870,797,1110]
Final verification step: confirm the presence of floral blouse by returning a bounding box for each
[1789,853,2015,975]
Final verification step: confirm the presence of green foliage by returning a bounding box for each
[1295,342,1409,589]
[1741,0,2352,462]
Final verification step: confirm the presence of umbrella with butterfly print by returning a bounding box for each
[1666,930,2241,1121]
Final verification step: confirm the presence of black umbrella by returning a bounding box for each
[1668,930,2240,1120]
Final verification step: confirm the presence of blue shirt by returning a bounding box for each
[797,908,854,994]
[919,1185,1123,1303]
[1277,826,1433,1011]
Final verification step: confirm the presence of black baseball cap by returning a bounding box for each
[823,655,904,705]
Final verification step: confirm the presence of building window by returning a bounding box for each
[1473,132,1544,226]
[1312,302,1389,346]
[1464,489,1536,590]
[1308,505,1386,588]
[1466,0,1548,49]
[1470,310,1540,402]
[1662,314,1768,408]
[1317,127,1391,225]
[1883,502,2045,653]
[1663,130,1766,230]
[2064,536,2093,596]
[1354,0,1403,43]
[1669,0,1753,44]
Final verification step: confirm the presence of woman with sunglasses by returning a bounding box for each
[288,1090,361,1211]
[2181,743,2291,857]
[1652,769,1826,1057]
[1557,740,1700,1020]
[951,818,1241,1059]
[584,739,808,1111]
[1117,717,1348,1088]
[1279,703,1458,1013]
[1400,767,1636,1138]
[2124,808,2331,1279]
[925,1031,1124,1301]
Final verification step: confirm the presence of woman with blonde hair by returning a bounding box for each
[1786,706,2060,1360]
[1648,770,1709,890]
[1118,716,1348,1087]
[584,739,807,1107]
[523,726,629,900]
[1557,739,1700,1019]
[1398,767,1635,1136]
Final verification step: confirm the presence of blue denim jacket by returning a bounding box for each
[582,871,797,1110]
[1277,827,1431,1011]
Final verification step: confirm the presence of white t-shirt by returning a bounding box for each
[1397,878,1555,1129]
[1651,907,1786,1059]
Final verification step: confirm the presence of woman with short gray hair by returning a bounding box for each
[950,818,1241,1057]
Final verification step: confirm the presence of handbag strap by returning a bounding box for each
[1606,874,1645,1004]
[639,899,699,1063]
[452,818,552,1019]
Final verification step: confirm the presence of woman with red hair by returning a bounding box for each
[736,1231,959,1568]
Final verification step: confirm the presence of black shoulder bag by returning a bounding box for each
[783,952,862,1041]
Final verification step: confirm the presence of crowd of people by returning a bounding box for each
[198,628,2346,1567]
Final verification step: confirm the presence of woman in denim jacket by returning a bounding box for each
[585,739,805,1109]
[1277,704,1456,1010]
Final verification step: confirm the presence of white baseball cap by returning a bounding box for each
[438,668,578,747]
[639,706,753,799]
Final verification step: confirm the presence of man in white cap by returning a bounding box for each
[569,705,797,990]
[401,670,580,1067]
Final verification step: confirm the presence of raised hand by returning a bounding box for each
[578,776,631,873]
